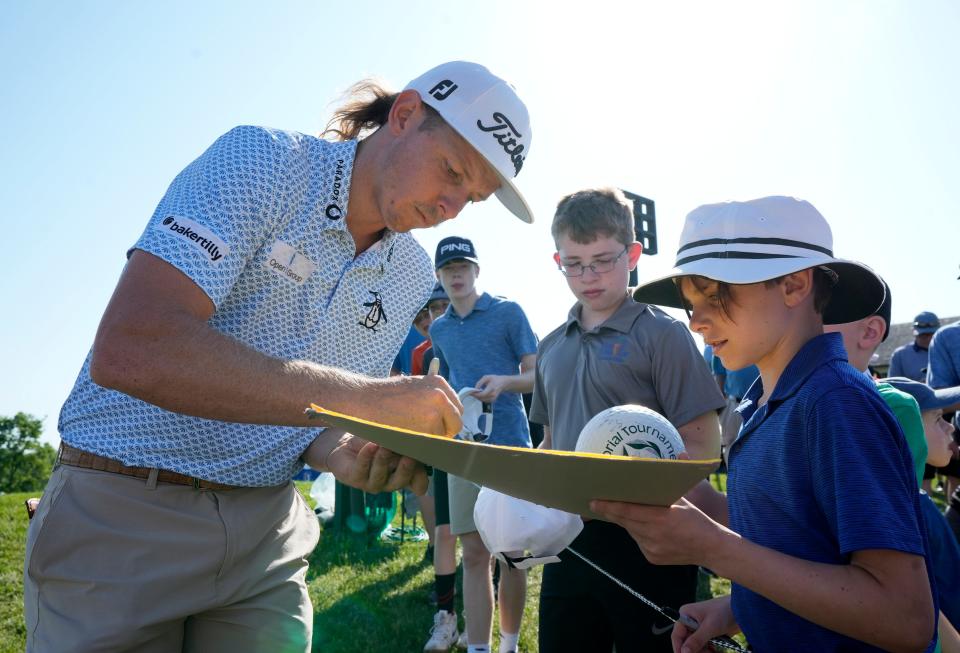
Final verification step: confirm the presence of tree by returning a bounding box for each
[0,412,56,493]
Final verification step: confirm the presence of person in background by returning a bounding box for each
[412,283,450,376]
[420,280,465,652]
[824,279,960,648]
[927,311,960,541]
[885,377,960,651]
[889,311,940,382]
[392,325,426,376]
[428,236,538,653]
[400,284,450,567]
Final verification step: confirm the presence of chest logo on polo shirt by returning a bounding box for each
[358,290,388,332]
[598,337,631,363]
[263,240,317,285]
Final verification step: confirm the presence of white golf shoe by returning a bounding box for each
[423,610,459,652]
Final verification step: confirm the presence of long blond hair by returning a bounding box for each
[323,80,444,142]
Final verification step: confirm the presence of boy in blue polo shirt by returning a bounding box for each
[594,196,938,652]
[428,236,538,653]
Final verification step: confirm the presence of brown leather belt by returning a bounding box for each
[58,443,241,491]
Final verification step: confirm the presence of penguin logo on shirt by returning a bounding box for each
[358,291,388,332]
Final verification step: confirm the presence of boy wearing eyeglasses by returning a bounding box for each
[529,187,724,652]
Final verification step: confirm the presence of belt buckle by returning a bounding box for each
[193,477,201,490]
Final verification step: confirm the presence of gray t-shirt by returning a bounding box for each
[530,298,724,452]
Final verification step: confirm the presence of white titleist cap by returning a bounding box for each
[405,61,533,223]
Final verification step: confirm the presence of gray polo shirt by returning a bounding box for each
[530,297,724,452]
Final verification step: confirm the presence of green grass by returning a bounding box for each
[0,492,33,653]
[22,472,952,651]
[306,528,543,652]
[299,482,542,652]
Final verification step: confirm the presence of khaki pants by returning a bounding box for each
[24,464,320,653]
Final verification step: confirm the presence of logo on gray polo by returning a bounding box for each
[157,216,229,263]
[476,112,525,174]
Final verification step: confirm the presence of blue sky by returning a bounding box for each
[2,1,959,444]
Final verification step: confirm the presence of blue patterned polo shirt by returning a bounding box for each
[59,126,435,486]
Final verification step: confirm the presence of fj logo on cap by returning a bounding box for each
[429,79,458,101]
[477,113,525,174]
[157,215,229,263]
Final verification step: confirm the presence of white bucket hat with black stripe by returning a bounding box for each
[632,196,886,325]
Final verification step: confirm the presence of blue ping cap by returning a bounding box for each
[883,377,960,412]
[435,236,479,269]
[913,311,940,336]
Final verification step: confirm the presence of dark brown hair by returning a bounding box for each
[680,267,837,321]
[552,187,635,246]
[323,80,445,142]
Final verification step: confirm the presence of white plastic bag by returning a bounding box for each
[474,486,583,569]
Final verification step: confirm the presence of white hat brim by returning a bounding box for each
[493,169,533,223]
[633,255,886,325]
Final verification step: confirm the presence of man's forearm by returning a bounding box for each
[92,311,371,426]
